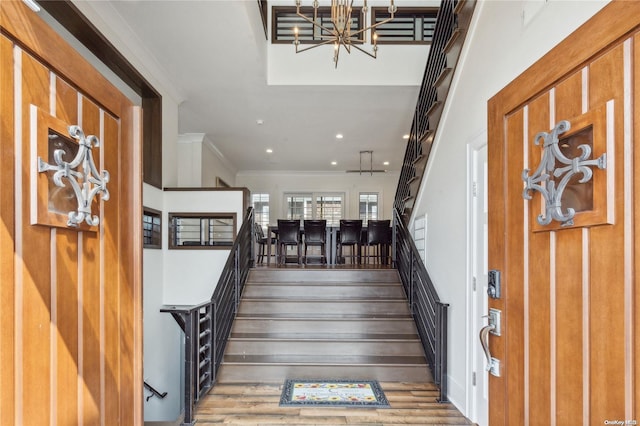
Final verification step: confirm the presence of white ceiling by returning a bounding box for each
[98,0,431,173]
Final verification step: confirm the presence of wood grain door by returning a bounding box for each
[487,2,640,425]
[1,2,142,425]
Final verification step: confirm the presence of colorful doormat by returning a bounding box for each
[279,379,390,408]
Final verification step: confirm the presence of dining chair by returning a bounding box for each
[303,219,327,264]
[254,222,275,264]
[363,220,391,264]
[337,219,362,265]
[276,219,302,265]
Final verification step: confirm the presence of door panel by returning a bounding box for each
[0,2,142,424]
[488,2,639,425]
[53,76,80,426]
[524,94,552,426]
[500,107,526,426]
[0,29,16,426]
[20,47,53,426]
[587,43,627,423]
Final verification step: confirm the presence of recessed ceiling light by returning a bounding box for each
[402,134,410,139]
[335,134,344,139]
[383,161,389,166]
[257,119,264,125]
[331,161,337,166]
[266,148,273,153]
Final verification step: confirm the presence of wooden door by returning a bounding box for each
[1,2,142,425]
[487,2,640,425]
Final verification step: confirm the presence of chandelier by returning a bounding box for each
[293,0,397,67]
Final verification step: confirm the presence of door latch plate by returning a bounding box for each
[488,308,501,336]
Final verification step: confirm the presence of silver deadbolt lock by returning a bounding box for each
[488,270,501,299]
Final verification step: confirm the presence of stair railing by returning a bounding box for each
[162,207,255,426]
[143,381,168,402]
[393,207,449,403]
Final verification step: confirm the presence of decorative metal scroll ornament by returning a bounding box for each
[522,120,606,226]
[38,125,110,227]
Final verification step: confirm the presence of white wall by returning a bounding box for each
[162,190,247,305]
[410,0,610,419]
[202,137,238,188]
[177,134,204,187]
[142,184,181,421]
[236,170,399,221]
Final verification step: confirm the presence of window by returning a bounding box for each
[272,6,362,44]
[252,193,270,231]
[315,195,343,226]
[143,207,162,249]
[285,192,344,225]
[359,193,379,225]
[372,7,438,44]
[168,213,236,249]
[285,194,313,221]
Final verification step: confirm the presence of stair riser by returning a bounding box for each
[232,318,419,334]
[243,285,406,300]
[225,340,424,356]
[237,301,411,316]
[216,364,431,384]
[248,269,400,283]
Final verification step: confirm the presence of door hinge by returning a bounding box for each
[472,277,476,291]
[472,372,476,386]
[472,182,478,197]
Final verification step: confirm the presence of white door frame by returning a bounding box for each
[466,132,488,425]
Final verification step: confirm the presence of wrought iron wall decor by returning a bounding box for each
[522,120,606,227]
[38,125,110,227]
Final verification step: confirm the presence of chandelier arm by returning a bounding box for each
[296,38,338,54]
[349,42,376,58]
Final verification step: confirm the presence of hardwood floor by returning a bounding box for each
[195,382,474,425]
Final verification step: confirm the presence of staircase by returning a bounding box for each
[395,0,477,220]
[216,268,432,384]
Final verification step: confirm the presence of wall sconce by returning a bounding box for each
[38,125,110,227]
[522,119,606,227]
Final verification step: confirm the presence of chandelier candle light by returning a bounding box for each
[294,0,396,67]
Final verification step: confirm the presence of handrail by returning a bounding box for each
[143,381,168,402]
[394,0,473,220]
[393,207,449,402]
[161,207,255,426]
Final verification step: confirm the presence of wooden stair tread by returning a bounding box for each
[223,354,427,365]
[230,332,420,341]
[245,281,398,288]
[426,100,443,117]
[433,67,453,88]
[235,312,413,319]
[442,27,464,54]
